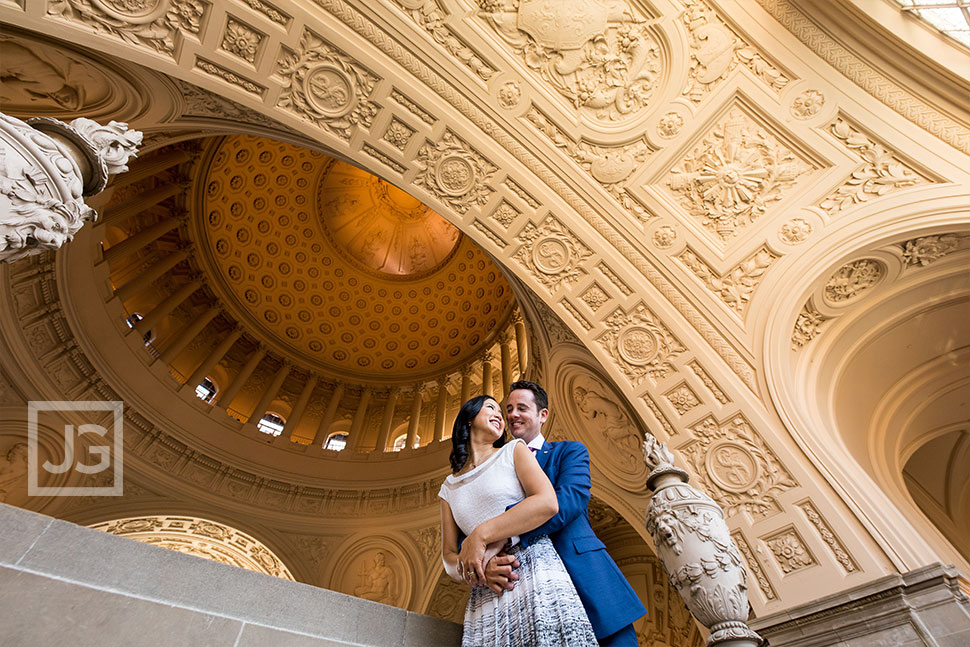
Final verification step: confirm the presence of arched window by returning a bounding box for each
[124,312,153,346]
[257,413,285,436]
[324,432,348,451]
[195,377,217,403]
[392,433,420,451]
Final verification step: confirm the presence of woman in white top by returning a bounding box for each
[438,395,597,647]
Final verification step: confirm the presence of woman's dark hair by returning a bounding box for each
[449,395,506,473]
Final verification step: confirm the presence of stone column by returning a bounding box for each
[642,436,765,647]
[433,378,449,443]
[282,374,319,442]
[347,387,373,452]
[481,352,494,398]
[406,386,424,449]
[313,382,345,446]
[460,366,472,404]
[375,387,400,453]
[248,361,291,428]
[1,113,141,262]
[500,333,513,397]
[102,215,183,264]
[115,246,191,301]
[132,278,201,338]
[100,182,188,227]
[215,344,266,409]
[158,306,220,365]
[110,148,191,189]
[182,326,243,394]
[513,311,527,378]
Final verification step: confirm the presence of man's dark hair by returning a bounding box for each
[508,380,548,411]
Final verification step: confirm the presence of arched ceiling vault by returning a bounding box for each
[3,0,970,613]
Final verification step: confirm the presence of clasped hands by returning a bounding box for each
[456,533,520,595]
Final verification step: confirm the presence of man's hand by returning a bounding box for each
[482,547,520,595]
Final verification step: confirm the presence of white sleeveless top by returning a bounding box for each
[438,439,526,536]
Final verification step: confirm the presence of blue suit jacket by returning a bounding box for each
[520,440,646,639]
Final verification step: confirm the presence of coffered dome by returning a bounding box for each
[192,135,514,381]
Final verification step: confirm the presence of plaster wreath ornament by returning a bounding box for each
[477,0,661,121]
[1,112,142,262]
[642,436,765,647]
[667,108,812,242]
[415,131,497,214]
[276,29,380,140]
[823,258,884,303]
[900,234,967,267]
[598,303,685,385]
[513,215,593,292]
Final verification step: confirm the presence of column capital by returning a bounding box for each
[481,350,494,363]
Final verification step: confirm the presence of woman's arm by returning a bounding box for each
[440,498,463,583]
[458,442,558,582]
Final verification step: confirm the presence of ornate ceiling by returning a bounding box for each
[195,134,513,380]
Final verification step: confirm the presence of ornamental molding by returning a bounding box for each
[47,0,207,58]
[778,217,813,245]
[797,500,858,573]
[414,130,497,214]
[276,28,381,140]
[598,303,685,386]
[791,302,828,350]
[898,234,970,267]
[526,106,653,224]
[823,258,884,305]
[405,524,440,564]
[753,0,970,155]
[90,514,295,579]
[478,0,662,122]
[763,525,816,574]
[681,413,798,518]
[395,0,494,81]
[580,283,610,312]
[678,246,778,316]
[791,90,824,119]
[731,529,777,601]
[665,105,815,243]
[819,118,927,215]
[221,17,265,65]
[664,382,701,416]
[681,0,789,103]
[687,360,730,405]
[513,215,593,293]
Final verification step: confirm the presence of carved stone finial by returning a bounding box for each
[1,111,142,262]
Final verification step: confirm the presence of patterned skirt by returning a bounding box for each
[462,535,598,647]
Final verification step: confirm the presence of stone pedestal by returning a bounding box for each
[751,563,970,647]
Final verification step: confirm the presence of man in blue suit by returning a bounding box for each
[485,380,646,646]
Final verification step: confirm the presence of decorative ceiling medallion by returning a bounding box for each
[823,259,884,304]
[513,215,592,292]
[303,64,356,117]
[704,441,760,493]
[478,0,662,122]
[617,326,659,366]
[532,238,571,275]
[664,105,815,243]
[92,0,169,24]
[435,155,476,196]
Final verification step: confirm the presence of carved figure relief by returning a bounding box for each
[478,0,662,121]
[679,246,779,315]
[276,29,381,140]
[513,215,593,292]
[571,373,644,475]
[354,550,396,604]
[598,304,685,385]
[47,0,206,57]
[665,106,813,242]
[819,118,925,215]
[414,131,497,214]
[682,414,798,518]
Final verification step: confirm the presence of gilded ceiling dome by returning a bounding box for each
[193,135,515,381]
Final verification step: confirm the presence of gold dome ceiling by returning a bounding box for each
[194,135,515,380]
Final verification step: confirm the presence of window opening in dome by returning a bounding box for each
[896,1,970,46]
[324,432,348,451]
[124,312,153,346]
[257,413,286,436]
[195,377,217,403]
[392,433,420,451]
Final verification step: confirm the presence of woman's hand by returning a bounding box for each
[457,529,487,585]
